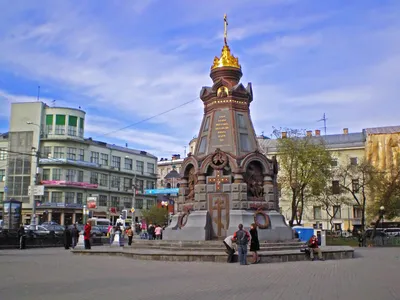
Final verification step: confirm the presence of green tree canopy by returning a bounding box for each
[141,206,169,226]
[276,129,332,226]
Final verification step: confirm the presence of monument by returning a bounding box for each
[164,15,293,241]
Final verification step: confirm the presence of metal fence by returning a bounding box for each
[370,236,400,247]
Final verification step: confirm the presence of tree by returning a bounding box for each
[141,206,169,226]
[335,159,376,231]
[273,128,332,226]
[311,182,350,231]
[368,161,400,226]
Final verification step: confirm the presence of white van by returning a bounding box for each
[89,218,110,227]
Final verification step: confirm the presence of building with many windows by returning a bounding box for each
[0,102,157,225]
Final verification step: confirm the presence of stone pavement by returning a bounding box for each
[0,247,399,300]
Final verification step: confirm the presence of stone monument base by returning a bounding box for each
[163,210,294,242]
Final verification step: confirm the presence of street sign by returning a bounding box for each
[28,185,44,196]
[130,208,135,213]
[144,188,179,195]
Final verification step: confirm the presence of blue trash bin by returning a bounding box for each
[293,226,314,243]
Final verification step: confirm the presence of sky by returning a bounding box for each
[0,0,399,158]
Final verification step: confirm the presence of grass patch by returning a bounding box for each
[326,237,359,247]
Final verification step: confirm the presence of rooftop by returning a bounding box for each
[364,125,400,135]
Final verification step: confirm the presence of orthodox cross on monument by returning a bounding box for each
[207,170,231,192]
[224,14,228,45]
[212,198,226,236]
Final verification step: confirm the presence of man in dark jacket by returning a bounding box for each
[18,225,26,250]
[71,224,79,249]
[64,226,72,249]
[233,224,250,265]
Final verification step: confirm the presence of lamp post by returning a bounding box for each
[27,121,41,226]
[379,206,385,245]
[125,156,137,225]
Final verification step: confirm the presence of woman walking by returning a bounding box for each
[250,223,261,264]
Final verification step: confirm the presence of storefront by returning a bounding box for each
[35,202,84,225]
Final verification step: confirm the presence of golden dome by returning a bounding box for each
[211,45,241,70]
[211,14,241,70]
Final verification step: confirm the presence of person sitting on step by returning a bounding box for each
[223,235,236,263]
[308,235,324,261]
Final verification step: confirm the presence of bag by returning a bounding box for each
[235,230,249,245]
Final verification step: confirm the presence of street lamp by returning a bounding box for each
[125,156,137,224]
[379,206,385,245]
[27,121,41,226]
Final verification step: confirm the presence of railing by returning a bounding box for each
[369,236,400,247]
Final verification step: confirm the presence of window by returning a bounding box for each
[99,174,108,187]
[78,149,85,161]
[333,205,341,219]
[111,156,121,169]
[101,153,108,166]
[353,206,362,219]
[313,206,322,219]
[77,170,84,182]
[45,114,53,134]
[65,192,75,204]
[43,191,49,202]
[111,175,120,188]
[55,114,66,135]
[91,152,99,164]
[147,163,155,174]
[146,199,155,209]
[66,169,76,182]
[198,136,207,154]
[124,177,132,190]
[238,114,246,129]
[136,161,144,173]
[0,169,5,182]
[137,179,144,193]
[53,147,64,159]
[67,148,76,160]
[99,195,107,207]
[240,133,250,152]
[124,158,133,170]
[203,117,210,132]
[79,118,84,138]
[122,196,131,208]
[52,169,63,181]
[332,180,340,195]
[136,199,143,209]
[0,148,7,160]
[331,159,338,167]
[352,179,360,193]
[42,146,52,159]
[90,172,98,184]
[146,181,155,189]
[76,193,83,204]
[350,157,358,166]
[68,116,78,136]
[42,169,50,181]
[51,192,62,203]
[111,196,119,208]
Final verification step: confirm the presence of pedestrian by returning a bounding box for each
[71,224,79,249]
[155,225,162,240]
[148,224,155,240]
[249,223,261,264]
[308,235,324,261]
[109,226,115,245]
[84,221,91,250]
[64,226,72,250]
[127,226,134,246]
[223,235,236,263]
[232,224,250,265]
[18,224,26,250]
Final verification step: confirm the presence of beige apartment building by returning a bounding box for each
[0,102,157,225]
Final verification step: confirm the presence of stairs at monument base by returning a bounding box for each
[72,244,355,264]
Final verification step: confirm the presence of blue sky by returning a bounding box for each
[0,0,399,158]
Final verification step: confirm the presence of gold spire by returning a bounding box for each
[211,14,241,70]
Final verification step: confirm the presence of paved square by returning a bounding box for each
[0,247,399,300]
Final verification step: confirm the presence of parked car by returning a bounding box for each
[41,221,59,226]
[24,225,51,237]
[91,226,103,237]
[96,225,109,236]
[41,224,65,236]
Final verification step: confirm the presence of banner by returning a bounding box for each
[41,180,98,188]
